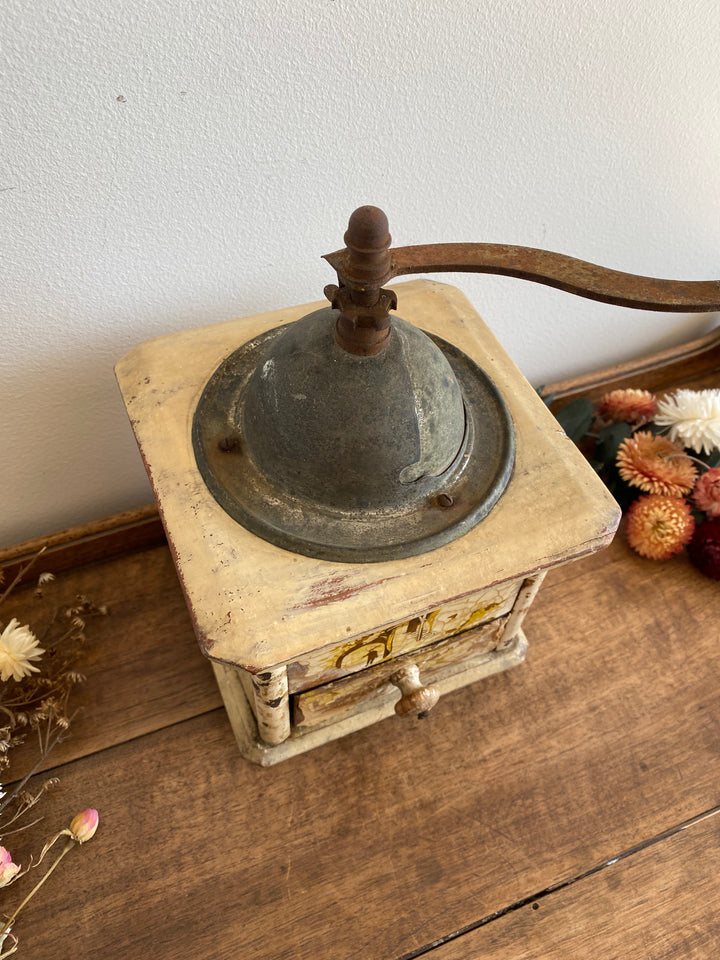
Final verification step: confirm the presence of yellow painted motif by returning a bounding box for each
[288,579,520,694]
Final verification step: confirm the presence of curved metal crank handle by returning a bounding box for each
[323,205,720,356]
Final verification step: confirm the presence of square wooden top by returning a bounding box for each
[115,280,619,670]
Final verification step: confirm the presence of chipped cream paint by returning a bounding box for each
[116,281,620,763]
[294,618,507,731]
[116,281,619,675]
[285,579,519,694]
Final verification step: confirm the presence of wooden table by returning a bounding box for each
[3,330,720,959]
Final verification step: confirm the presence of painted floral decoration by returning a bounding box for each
[553,387,720,578]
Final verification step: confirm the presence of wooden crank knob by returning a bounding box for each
[390,663,440,719]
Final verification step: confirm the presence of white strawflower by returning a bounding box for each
[0,619,45,682]
[654,389,720,455]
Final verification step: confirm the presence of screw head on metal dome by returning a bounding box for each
[192,207,515,562]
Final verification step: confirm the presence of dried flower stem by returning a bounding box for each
[0,836,75,942]
[668,452,714,471]
[0,551,46,610]
[0,725,67,818]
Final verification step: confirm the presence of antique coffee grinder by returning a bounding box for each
[116,206,720,764]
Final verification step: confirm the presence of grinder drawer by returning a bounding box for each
[293,616,508,731]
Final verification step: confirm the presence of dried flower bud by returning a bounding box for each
[0,847,20,887]
[69,808,99,843]
[37,573,55,586]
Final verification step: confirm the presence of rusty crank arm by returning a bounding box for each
[323,206,720,355]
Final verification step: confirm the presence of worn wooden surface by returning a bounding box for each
[3,324,720,958]
[429,810,720,959]
[2,515,719,959]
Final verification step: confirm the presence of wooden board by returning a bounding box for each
[543,326,720,408]
[2,545,221,778]
[5,533,720,959]
[428,809,720,959]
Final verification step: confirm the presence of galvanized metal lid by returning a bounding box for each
[193,317,513,562]
[192,208,515,562]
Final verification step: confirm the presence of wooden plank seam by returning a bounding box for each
[392,802,720,960]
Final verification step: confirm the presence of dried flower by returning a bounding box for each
[687,518,720,579]
[654,389,720,455]
[0,549,106,954]
[625,495,695,560]
[0,620,45,682]
[616,431,697,497]
[0,847,20,888]
[598,388,657,424]
[69,808,99,843]
[0,810,100,947]
[692,467,720,518]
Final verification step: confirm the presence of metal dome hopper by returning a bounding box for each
[192,207,514,562]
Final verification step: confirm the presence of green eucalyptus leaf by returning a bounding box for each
[595,422,632,468]
[554,397,594,443]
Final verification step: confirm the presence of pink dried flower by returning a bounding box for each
[0,847,20,887]
[692,467,720,518]
[69,808,99,843]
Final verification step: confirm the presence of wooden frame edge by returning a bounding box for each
[542,325,720,409]
[0,504,165,584]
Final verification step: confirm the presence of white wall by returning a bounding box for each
[4,0,720,546]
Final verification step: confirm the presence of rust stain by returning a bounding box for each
[291,573,402,611]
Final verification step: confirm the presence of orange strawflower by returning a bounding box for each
[625,495,695,560]
[597,389,657,424]
[616,431,697,497]
[692,467,720,518]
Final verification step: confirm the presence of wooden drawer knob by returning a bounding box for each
[390,664,440,719]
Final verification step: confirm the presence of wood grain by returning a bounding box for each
[2,545,220,779]
[427,809,720,959]
[5,533,720,960]
[543,325,720,408]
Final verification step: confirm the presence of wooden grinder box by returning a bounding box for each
[116,279,620,765]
